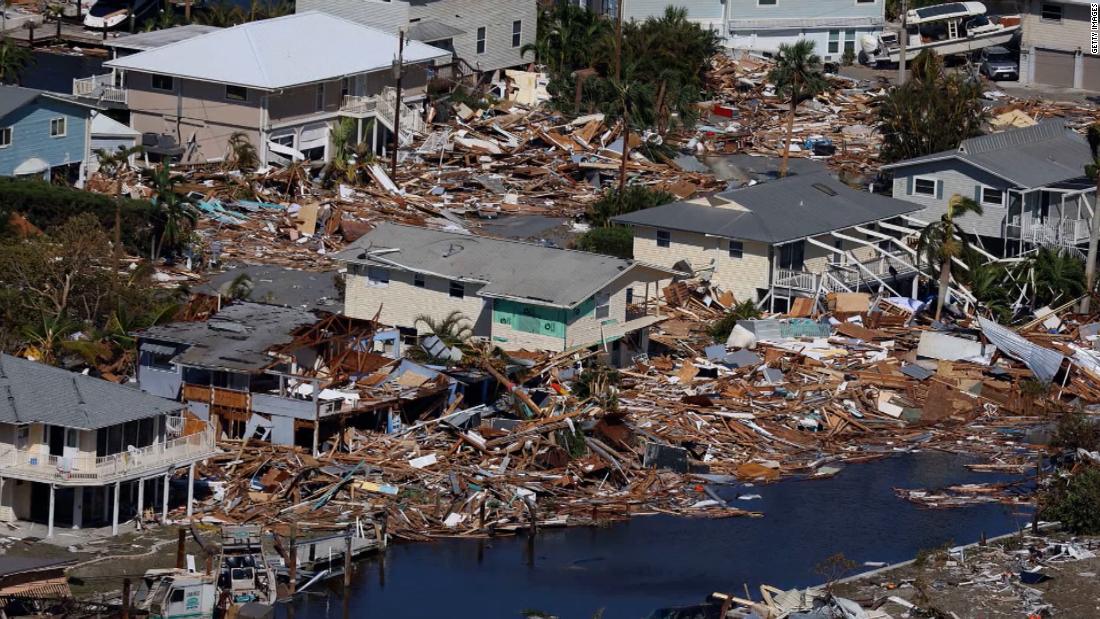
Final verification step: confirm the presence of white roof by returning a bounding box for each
[104,12,450,90]
[91,111,140,137]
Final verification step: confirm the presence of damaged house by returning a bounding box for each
[612,171,922,311]
[102,12,450,164]
[336,222,678,361]
[135,302,459,452]
[882,119,1097,256]
[0,354,216,536]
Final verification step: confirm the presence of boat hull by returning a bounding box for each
[875,26,1020,64]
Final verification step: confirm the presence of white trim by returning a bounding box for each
[476,25,487,55]
[225,84,247,102]
[979,185,1006,208]
[912,175,937,197]
[511,19,522,48]
[150,74,174,92]
[49,117,67,138]
[0,126,11,148]
[757,0,778,5]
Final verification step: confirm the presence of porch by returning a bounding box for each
[773,250,920,296]
[1007,184,1095,252]
[72,73,127,105]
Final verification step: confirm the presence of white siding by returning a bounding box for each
[631,227,772,302]
[890,160,1017,239]
[344,267,489,335]
[296,0,410,32]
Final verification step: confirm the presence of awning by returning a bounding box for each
[13,157,50,176]
[406,20,465,42]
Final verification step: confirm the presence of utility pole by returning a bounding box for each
[614,0,624,82]
[615,0,628,200]
[897,0,908,85]
[1082,166,1100,313]
[390,28,404,180]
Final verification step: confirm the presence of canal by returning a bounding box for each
[282,451,1031,618]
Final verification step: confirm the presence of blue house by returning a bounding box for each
[0,85,94,182]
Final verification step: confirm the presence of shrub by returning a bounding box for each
[574,226,634,259]
[708,300,762,342]
[0,177,157,251]
[1040,467,1100,534]
[586,186,675,227]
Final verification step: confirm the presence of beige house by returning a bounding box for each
[103,12,450,164]
[335,223,677,360]
[0,355,217,536]
[613,172,922,311]
[1018,0,1100,91]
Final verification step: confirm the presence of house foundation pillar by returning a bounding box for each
[186,462,195,518]
[136,478,145,530]
[47,484,55,538]
[72,487,83,530]
[162,473,170,523]
[112,481,120,536]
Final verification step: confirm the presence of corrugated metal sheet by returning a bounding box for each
[978,317,1066,384]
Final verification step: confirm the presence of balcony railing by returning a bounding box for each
[0,428,218,485]
[73,74,127,104]
[340,95,379,115]
[1022,217,1090,248]
[774,251,919,293]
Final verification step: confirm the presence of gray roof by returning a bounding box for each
[406,20,464,42]
[138,302,318,372]
[880,120,1092,188]
[0,85,92,120]
[107,25,222,52]
[0,355,182,430]
[336,223,668,309]
[197,265,341,311]
[728,16,884,30]
[0,556,75,577]
[612,172,920,244]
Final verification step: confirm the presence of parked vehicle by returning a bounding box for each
[860,2,1020,66]
[978,46,1019,80]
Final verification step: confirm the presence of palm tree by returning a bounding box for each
[0,37,32,84]
[600,61,656,200]
[150,164,199,258]
[916,194,983,320]
[93,144,144,177]
[19,315,78,365]
[414,310,473,349]
[962,259,1013,322]
[1026,246,1085,309]
[768,40,827,177]
[196,2,245,27]
[225,131,259,172]
[223,273,254,301]
[1082,123,1100,313]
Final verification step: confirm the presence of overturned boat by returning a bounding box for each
[83,0,156,30]
[860,2,1020,65]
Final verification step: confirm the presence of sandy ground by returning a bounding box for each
[833,531,1100,618]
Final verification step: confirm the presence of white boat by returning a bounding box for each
[83,0,155,30]
[860,2,1020,66]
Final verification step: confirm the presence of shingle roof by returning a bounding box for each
[0,85,43,119]
[0,556,75,577]
[104,12,451,90]
[138,302,318,372]
[612,172,920,244]
[880,120,1092,188]
[335,223,671,309]
[106,24,222,52]
[0,355,182,430]
[406,20,464,42]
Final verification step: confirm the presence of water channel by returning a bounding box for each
[282,451,1031,619]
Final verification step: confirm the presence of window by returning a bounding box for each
[758,0,777,5]
[476,26,486,54]
[151,74,174,91]
[980,186,1005,207]
[656,230,670,247]
[1040,3,1063,21]
[65,428,79,448]
[728,240,743,259]
[225,85,247,101]
[0,126,10,148]
[778,241,805,270]
[449,281,465,298]
[856,0,875,3]
[413,273,425,288]
[830,240,844,264]
[15,426,28,450]
[595,292,611,320]
[315,84,325,112]
[512,20,522,48]
[367,266,390,287]
[844,30,856,55]
[626,288,634,304]
[49,117,66,137]
[169,589,185,604]
[828,30,840,54]
[913,176,937,197]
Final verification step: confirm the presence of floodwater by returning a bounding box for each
[282,451,1031,619]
